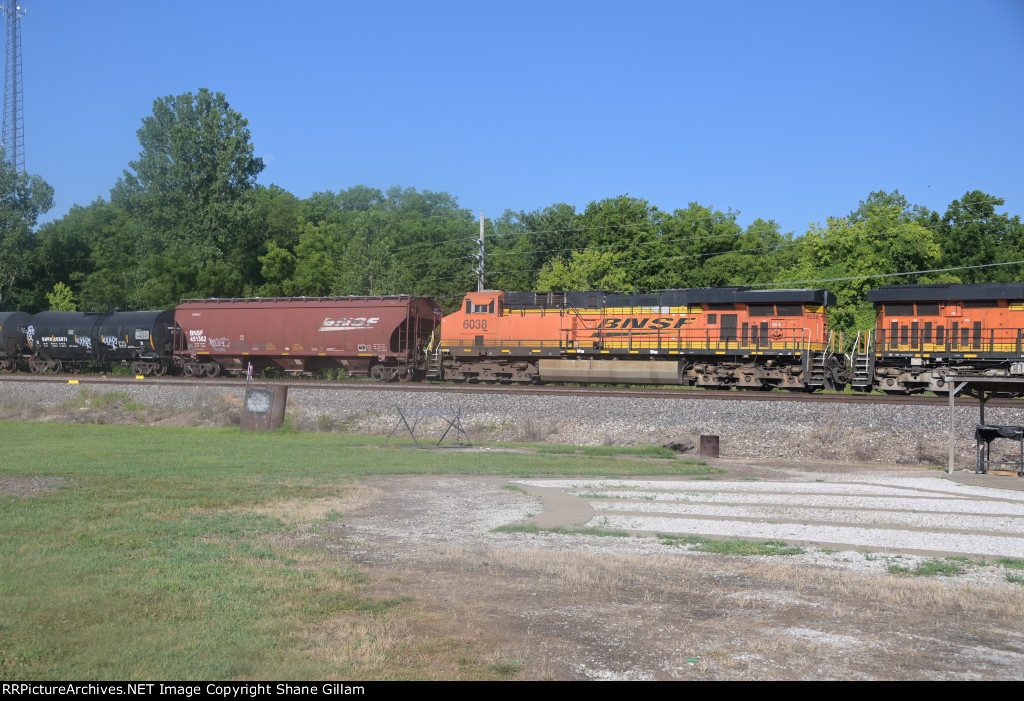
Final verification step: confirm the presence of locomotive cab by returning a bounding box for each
[865,283,1024,393]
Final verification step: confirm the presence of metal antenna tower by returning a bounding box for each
[1,2,25,172]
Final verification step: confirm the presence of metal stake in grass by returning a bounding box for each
[242,362,253,425]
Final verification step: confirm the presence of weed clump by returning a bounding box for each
[657,534,804,556]
[493,523,631,538]
[887,558,965,577]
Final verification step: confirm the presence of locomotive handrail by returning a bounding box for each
[873,325,1024,355]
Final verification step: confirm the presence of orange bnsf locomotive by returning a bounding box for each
[433,287,849,390]
[852,283,1024,393]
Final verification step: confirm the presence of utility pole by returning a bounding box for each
[1,2,25,172]
[477,211,485,292]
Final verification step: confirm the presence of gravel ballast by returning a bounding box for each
[3,379,1021,466]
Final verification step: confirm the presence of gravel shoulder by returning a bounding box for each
[328,461,1024,680]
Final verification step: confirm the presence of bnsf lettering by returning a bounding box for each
[189,329,207,344]
[321,317,380,328]
[600,317,694,330]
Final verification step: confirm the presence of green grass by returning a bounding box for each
[887,558,966,577]
[492,523,631,538]
[533,444,676,459]
[1006,573,1024,585]
[997,557,1024,571]
[656,534,804,556]
[0,420,708,680]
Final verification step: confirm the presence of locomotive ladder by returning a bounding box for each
[807,351,828,387]
[426,347,443,379]
[806,330,843,389]
[850,330,875,390]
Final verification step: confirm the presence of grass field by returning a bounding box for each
[0,421,712,680]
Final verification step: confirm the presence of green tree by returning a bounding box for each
[782,190,942,333]
[699,218,796,287]
[0,154,54,307]
[112,88,265,306]
[489,203,580,291]
[937,191,1024,283]
[657,203,744,288]
[46,282,76,311]
[535,195,663,291]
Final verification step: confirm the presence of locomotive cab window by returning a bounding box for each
[748,304,775,317]
[776,304,803,316]
[466,301,495,314]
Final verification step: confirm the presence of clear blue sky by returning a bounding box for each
[19,0,1024,234]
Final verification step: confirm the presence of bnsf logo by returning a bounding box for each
[319,317,380,331]
[599,317,695,330]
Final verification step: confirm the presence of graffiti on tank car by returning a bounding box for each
[319,317,380,332]
[26,325,34,347]
[78,336,92,350]
[101,335,119,350]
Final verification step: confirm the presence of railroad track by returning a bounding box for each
[1,374,1021,407]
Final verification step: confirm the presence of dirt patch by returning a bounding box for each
[0,475,65,497]
[315,471,1024,680]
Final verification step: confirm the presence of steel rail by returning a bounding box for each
[1,374,1021,407]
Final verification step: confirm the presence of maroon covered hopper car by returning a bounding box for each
[173,296,442,379]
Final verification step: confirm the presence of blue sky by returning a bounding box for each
[18,0,1024,234]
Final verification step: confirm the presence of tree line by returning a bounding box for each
[2,88,1021,340]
